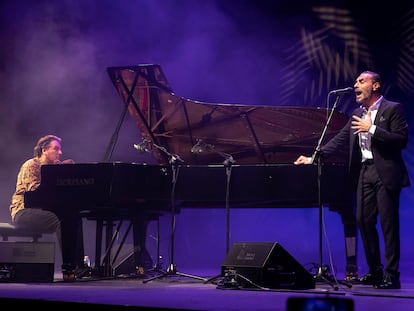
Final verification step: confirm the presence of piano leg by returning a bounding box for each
[60,215,85,278]
[146,216,162,273]
[341,211,358,282]
[313,202,357,288]
[132,216,153,275]
[94,219,103,275]
[88,213,158,279]
[92,218,116,278]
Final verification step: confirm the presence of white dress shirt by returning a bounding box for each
[359,96,382,162]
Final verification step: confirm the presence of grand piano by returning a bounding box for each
[25,64,355,278]
[106,64,351,210]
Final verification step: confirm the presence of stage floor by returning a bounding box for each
[1,268,414,310]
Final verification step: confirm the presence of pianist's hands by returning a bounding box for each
[54,159,75,164]
[294,155,312,165]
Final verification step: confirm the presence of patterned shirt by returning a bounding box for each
[9,157,43,221]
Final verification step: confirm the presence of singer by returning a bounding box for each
[295,71,410,289]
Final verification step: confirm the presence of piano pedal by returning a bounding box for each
[62,270,76,282]
[135,266,146,278]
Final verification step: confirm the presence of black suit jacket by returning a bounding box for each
[321,98,410,192]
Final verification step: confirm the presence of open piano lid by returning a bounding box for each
[107,64,349,165]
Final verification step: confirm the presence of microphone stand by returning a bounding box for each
[311,94,352,290]
[219,153,235,255]
[190,140,236,284]
[142,141,207,283]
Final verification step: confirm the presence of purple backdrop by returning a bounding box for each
[0,0,413,277]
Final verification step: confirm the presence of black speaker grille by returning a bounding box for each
[221,242,315,289]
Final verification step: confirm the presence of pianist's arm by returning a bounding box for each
[54,159,75,164]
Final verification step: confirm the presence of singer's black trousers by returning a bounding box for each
[356,162,401,277]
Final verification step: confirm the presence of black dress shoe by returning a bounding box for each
[374,275,401,289]
[62,265,92,281]
[358,272,383,285]
[75,266,92,279]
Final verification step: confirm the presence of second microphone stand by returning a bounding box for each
[142,140,207,283]
[190,140,236,284]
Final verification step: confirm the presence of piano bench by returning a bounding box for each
[0,222,43,242]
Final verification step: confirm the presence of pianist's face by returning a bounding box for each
[41,139,63,164]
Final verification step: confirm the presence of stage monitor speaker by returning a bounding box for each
[0,242,55,283]
[221,242,315,290]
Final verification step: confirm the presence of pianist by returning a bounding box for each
[9,134,87,281]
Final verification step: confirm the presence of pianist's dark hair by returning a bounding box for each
[33,135,62,158]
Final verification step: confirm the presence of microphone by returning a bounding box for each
[170,154,184,163]
[329,87,354,94]
[133,139,151,153]
[191,140,203,153]
[223,154,236,166]
[191,139,214,153]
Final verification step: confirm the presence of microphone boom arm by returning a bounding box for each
[311,93,341,163]
[134,138,184,164]
[153,142,184,164]
[191,139,235,166]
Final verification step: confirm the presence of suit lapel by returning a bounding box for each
[374,98,386,125]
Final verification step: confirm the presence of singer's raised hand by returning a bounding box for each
[351,111,372,134]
